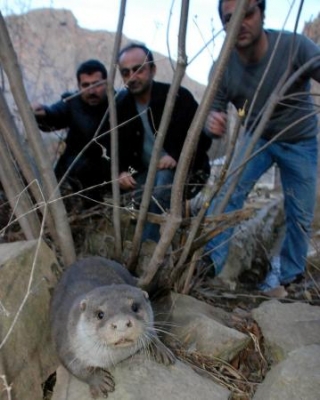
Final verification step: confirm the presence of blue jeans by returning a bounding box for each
[205,135,318,284]
[134,168,175,242]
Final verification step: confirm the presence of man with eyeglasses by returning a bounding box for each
[116,43,211,242]
[33,59,112,206]
[202,0,320,294]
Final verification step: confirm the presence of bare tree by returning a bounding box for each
[0,0,318,295]
[126,0,191,270]
[108,0,127,260]
[138,0,251,289]
[0,11,76,265]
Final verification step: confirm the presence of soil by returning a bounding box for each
[0,187,319,400]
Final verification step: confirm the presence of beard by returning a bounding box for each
[235,26,263,49]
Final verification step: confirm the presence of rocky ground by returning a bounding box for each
[0,185,320,400]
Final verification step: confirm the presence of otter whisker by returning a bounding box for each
[153,320,182,329]
[50,257,175,398]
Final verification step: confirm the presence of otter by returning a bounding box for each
[50,256,175,398]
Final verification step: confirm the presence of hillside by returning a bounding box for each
[4,8,206,104]
[3,9,320,111]
[303,12,320,44]
[303,12,320,110]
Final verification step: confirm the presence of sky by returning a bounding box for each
[1,0,319,85]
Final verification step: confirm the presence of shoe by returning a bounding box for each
[197,255,216,278]
[257,269,281,292]
[257,269,289,298]
[262,285,288,298]
[257,256,281,292]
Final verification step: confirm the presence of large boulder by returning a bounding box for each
[252,300,320,363]
[52,356,230,400]
[155,292,250,362]
[0,240,59,400]
[253,345,320,400]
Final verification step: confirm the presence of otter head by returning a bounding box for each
[77,285,154,346]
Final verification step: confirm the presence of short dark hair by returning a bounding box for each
[76,59,108,82]
[218,0,266,21]
[118,43,155,68]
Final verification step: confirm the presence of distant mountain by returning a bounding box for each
[303,12,320,110]
[303,12,320,44]
[4,8,320,111]
[4,8,206,104]
[2,9,319,164]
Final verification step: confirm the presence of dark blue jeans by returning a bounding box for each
[133,168,175,242]
[205,136,318,285]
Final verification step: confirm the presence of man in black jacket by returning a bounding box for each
[117,43,210,241]
[33,59,111,204]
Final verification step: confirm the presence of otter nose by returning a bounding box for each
[111,318,132,330]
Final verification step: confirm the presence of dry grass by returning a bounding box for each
[1,191,319,400]
[170,317,268,399]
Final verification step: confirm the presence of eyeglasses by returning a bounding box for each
[119,64,147,78]
[222,4,258,25]
[79,80,105,89]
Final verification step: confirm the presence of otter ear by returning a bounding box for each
[80,299,87,312]
[142,291,149,300]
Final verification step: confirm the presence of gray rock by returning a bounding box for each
[221,195,284,282]
[0,240,59,400]
[52,355,230,400]
[252,300,320,362]
[156,292,250,362]
[253,345,320,400]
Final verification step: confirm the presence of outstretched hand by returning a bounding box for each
[32,103,46,117]
[205,110,227,137]
[118,172,137,190]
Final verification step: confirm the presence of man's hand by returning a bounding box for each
[205,111,227,137]
[119,171,137,190]
[158,155,177,170]
[32,103,46,117]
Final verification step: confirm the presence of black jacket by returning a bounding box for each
[117,81,210,197]
[36,93,111,192]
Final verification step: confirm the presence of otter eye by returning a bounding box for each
[131,303,140,313]
[96,311,104,320]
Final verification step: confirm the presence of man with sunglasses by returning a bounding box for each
[202,0,320,293]
[33,59,111,206]
[116,43,211,242]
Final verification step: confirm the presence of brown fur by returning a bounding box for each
[50,256,175,398]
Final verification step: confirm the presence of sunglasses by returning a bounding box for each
[119,64,147,78]
[222,4,258,25]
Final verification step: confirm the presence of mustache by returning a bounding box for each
[127,81,138,88]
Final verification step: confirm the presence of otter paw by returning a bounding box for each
[89,369,115,399]
[149,338,176,366]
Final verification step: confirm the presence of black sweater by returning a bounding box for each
[117,81,210,183]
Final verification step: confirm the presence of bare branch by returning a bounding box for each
[0,11,75,265]
[129,0,191,272]
[108,0,127,259]
[138,0,251,288]
[0,136,40,239]
[166,0,176,71]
